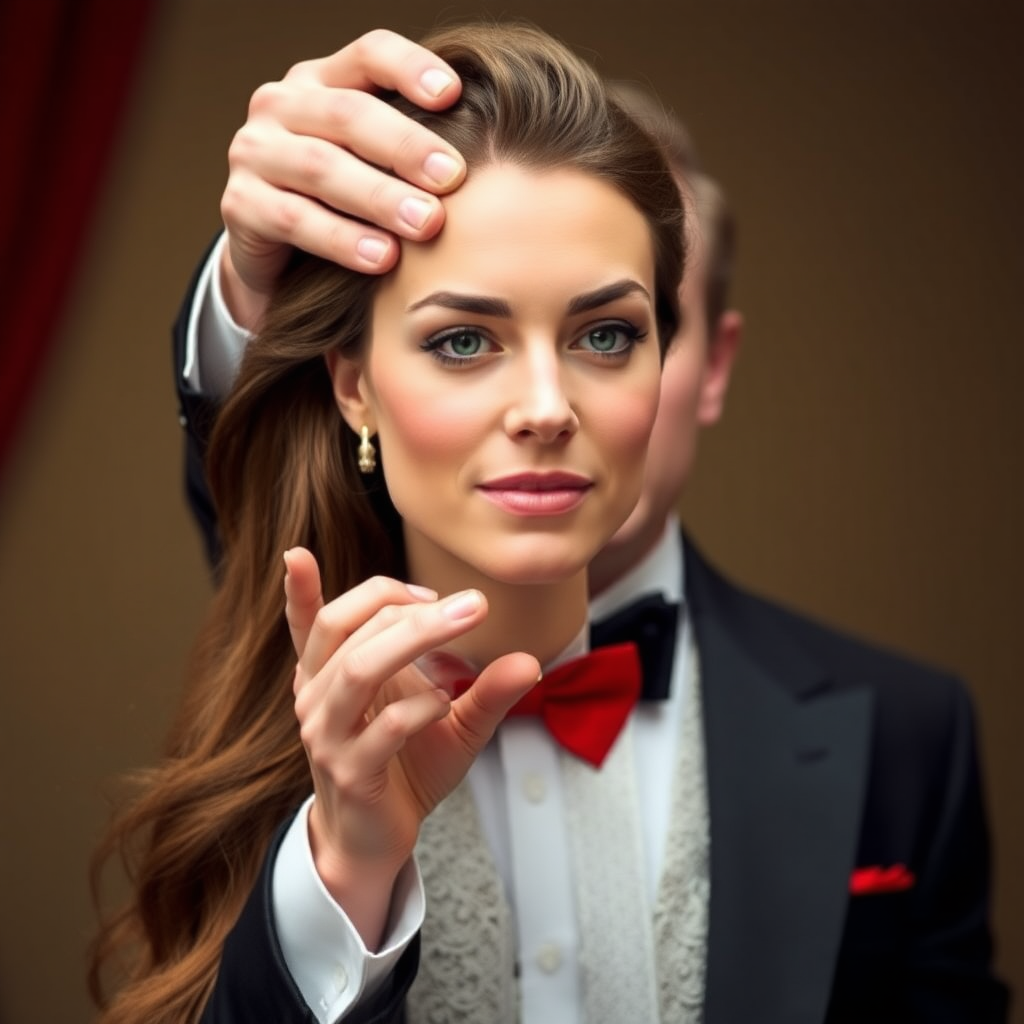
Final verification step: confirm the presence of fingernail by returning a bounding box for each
[356,235,390,264]
[422,151,462,188]
[420,68,455,98]
[406,582,438,601]
[398,196,433,231]
[442,590,482,621]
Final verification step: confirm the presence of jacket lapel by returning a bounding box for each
[684,543,873,1024]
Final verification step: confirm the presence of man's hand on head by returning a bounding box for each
[218,29,466,330]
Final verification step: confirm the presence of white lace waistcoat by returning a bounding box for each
[408,633,709,1024]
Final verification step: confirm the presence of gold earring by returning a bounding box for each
[357,425,376,474]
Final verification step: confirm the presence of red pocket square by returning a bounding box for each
[849,864,915,895]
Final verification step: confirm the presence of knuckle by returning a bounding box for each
[322,89,363,133]
[448,701,488,751]
[294,679,321,722]
[248,80,282,118]
[361,27,395,48]
[328,763,361,797]
[405,600,440,635]
[373,604,404,630]
[225,128,247,169]
[226,123,265,174]
[310,603,346,644]
[352,29,391,64]
[338,647,374,688]
[391,126,426,169]
[266,193,302,236]
[373,702,407,742]
[365,575,403,605]
[219,182,243,225]
[312,603,335,632]
[294,137,331,185]
[298,716,320,752]
[320,217,357,262]
[284,57,314,81]
[366,175,399,224]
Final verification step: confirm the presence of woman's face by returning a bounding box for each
[329,163,662,588]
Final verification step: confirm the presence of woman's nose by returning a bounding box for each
[502,346,579,442]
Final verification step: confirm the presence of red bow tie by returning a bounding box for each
[456,643,642,768]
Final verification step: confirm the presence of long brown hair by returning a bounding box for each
[90,20,683,1022]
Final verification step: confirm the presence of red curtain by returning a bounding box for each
[0,0,156,478]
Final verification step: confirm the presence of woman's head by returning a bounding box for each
[330,161,667,590]
[209,21,685,597]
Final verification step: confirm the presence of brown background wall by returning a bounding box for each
[0,1,1020,1020]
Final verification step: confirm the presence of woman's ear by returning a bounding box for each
[324,350,374,435]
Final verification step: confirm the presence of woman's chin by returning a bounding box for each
[475,550,591,588]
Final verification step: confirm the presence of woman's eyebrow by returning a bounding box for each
[407,292,512,316]
[566,279,650,315]
[406,279,650,317]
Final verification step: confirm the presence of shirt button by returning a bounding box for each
[522,773,547,803]
[535,943,563,974]
[332,964,349,993]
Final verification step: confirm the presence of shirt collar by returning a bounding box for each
[588,515,684,624]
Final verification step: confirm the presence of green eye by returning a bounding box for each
[421,327,495,367]
[586,327,621,352]
[576,322,644,356]
[448,331,484,356]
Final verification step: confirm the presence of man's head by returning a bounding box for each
[589,85,743,594]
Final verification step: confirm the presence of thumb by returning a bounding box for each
[283,547,324,659]
[448,652,540,755]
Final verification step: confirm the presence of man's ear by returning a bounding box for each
[324,350,374,435]
[698,309,742,426]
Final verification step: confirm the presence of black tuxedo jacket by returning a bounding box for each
[174,278,1009,1024]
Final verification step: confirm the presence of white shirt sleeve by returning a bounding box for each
[181,232,250,398]
[272,796,425,1024]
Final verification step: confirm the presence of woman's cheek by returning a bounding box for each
[624,374,663,451]
[374,387,484,505]
[604,379,662,492]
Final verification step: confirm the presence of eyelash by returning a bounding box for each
[420,320,649,367]
[419,328,494,367]
[575,321,649,359]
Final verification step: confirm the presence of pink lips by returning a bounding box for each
[476,472,593,515]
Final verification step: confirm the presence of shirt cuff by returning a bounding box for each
[271,795,425,1024]
[181,231,250,398]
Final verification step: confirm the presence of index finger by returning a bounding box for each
[288,29,462,110]
[283,547,325,659]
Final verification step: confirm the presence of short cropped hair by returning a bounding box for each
[609,80,737,331]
